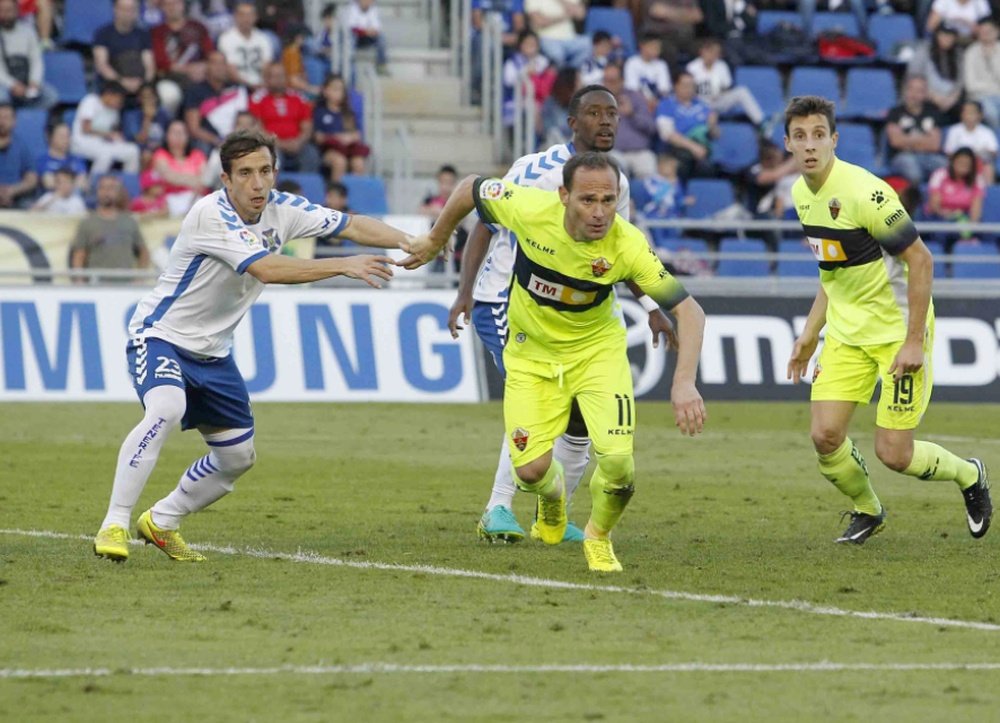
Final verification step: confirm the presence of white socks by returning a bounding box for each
[485,433,592,511]
[486,433,517,510]
[151,428,255,530]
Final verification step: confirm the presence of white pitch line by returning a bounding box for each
[4,528,1000,632]
[4,662,1000,680]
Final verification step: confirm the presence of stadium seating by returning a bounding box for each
[788,67,839,103]
[280,172,326,204]
[776,240,817,277]
[868,13,917,65]
[584,8,637,56]
[711,122,760,174]
[44,51,88,105]
[62,0,114,47]
[685,179,735,219]
[716,237,770,277]
[810,11,861,38]
[842,68,896,120]
[659,238,708,256]
[756,10,805,35]
[116,172,141,200]
[734,66,784,118]
[835,123,879,169]
[951,241,1000,279]
[342,174,388,214]
[13,108,48,161]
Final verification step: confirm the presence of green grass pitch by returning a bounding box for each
[2,401,999,721]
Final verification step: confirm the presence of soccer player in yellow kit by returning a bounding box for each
[784,95,992,544]
[401,151,706,572]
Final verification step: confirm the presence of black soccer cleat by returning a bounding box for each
[962,458,992,539]
[835,508,886,545]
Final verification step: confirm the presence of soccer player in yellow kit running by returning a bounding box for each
[401,152,707,572]
[784,95,992,544]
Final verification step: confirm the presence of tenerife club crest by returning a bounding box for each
[828,198,841,220]
[512,427,529,452]
[261,228,281,252]
[591,257,612,277]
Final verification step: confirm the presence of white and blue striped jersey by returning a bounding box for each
[472,142,631,304]
[129,188,346,357]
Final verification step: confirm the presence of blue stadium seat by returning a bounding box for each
[868,13,917,64]
[584,7,637,56]
[951,241,1000,279]
[842,68,896,120]
[658,238,708,257]
[62,0,114,47]
[342,174,388,214]
[811,11,861,38]
[710,122,759,174]
[756,10,805,35]
[835,123,878,169]
[43,51,88,105]
[776,240,817,277]
[13,108,48,160]
[685,179,734,218]
[279,172,326,204]
[115,172,140,200]
[304,54,330,88]
[788,67,839,102]
[716,237,771,277]
[734,66,784,118]
[980,185,1000,237]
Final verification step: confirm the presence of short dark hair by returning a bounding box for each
[326,180,348,196]
[54,165,76,177]
[784,95,837,136]
[220,129,278,175]
[568,84,614,118]
[592,30,611,44]
[562,151,620,191]
[438,164,458,176]
[321,2,336,17]
[275,179,303,194]
[101,81,127,97]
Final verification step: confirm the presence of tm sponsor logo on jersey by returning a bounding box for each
[528,274,597,306]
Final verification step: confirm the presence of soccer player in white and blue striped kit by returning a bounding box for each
[448,85,675,543]
[93,129,409,562]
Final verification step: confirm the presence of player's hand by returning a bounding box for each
[647,308,678,351]
[787,334,819,384]
[448,290,473,338]
[889,339,924,382]
[398,234,446,270]
[340,254,395,288]
[671,382,706,436]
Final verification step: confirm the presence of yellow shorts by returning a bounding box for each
[503,349,635,467]
[811,325,934,431]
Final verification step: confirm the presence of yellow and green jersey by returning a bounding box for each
[473,177,688,362]
[791,157,928,346]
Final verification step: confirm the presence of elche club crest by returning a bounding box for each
[828,198,841,220]
[591,257,612,277]
[512,427,529,451]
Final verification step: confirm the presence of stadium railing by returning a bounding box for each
[480,12,505,163]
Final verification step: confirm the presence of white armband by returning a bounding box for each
[639,295,660,313]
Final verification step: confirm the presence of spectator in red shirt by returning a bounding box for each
[152,0,214,116]
[248,62,319,172]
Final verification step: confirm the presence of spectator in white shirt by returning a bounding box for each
[31,166,87,214]
[217,1,273,89]
[345,0,389,74]
[624,33,672,113]
[944,99,998,181]
[926,0,990,41]
[685,37,764,128]
[580,31,614,86]
[524,0,591,68]
[963,17,1000,127]
[71,83,140,174]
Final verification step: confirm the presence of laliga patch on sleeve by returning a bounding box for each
[479,179,505,200]
[239,228,261,248]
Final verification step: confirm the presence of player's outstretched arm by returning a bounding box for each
[399,174,479,269]
[787,286,828,383]
[336,214,413,250]
[246,253,394,287]
[449,221,492,338]
[670,296,707,436]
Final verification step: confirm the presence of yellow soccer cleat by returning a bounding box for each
[533,487,567,545]
[583,538,623,572]
[136,510,206,562]
[93,524,130,562]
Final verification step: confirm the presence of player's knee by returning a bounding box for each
[213,438,256,476]
[810,426,845,455]
[596,453,635,489]
[874,438,911,473]
[514,462,547,489]
[142,386,186,429]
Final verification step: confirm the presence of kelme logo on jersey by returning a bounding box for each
[479,179,505,200]
[512,427,529,451]
[806,236,848,262]
[828,198,841,220]
[870,190,889,210]
[591,257,612,277]
[527,274,598,306]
